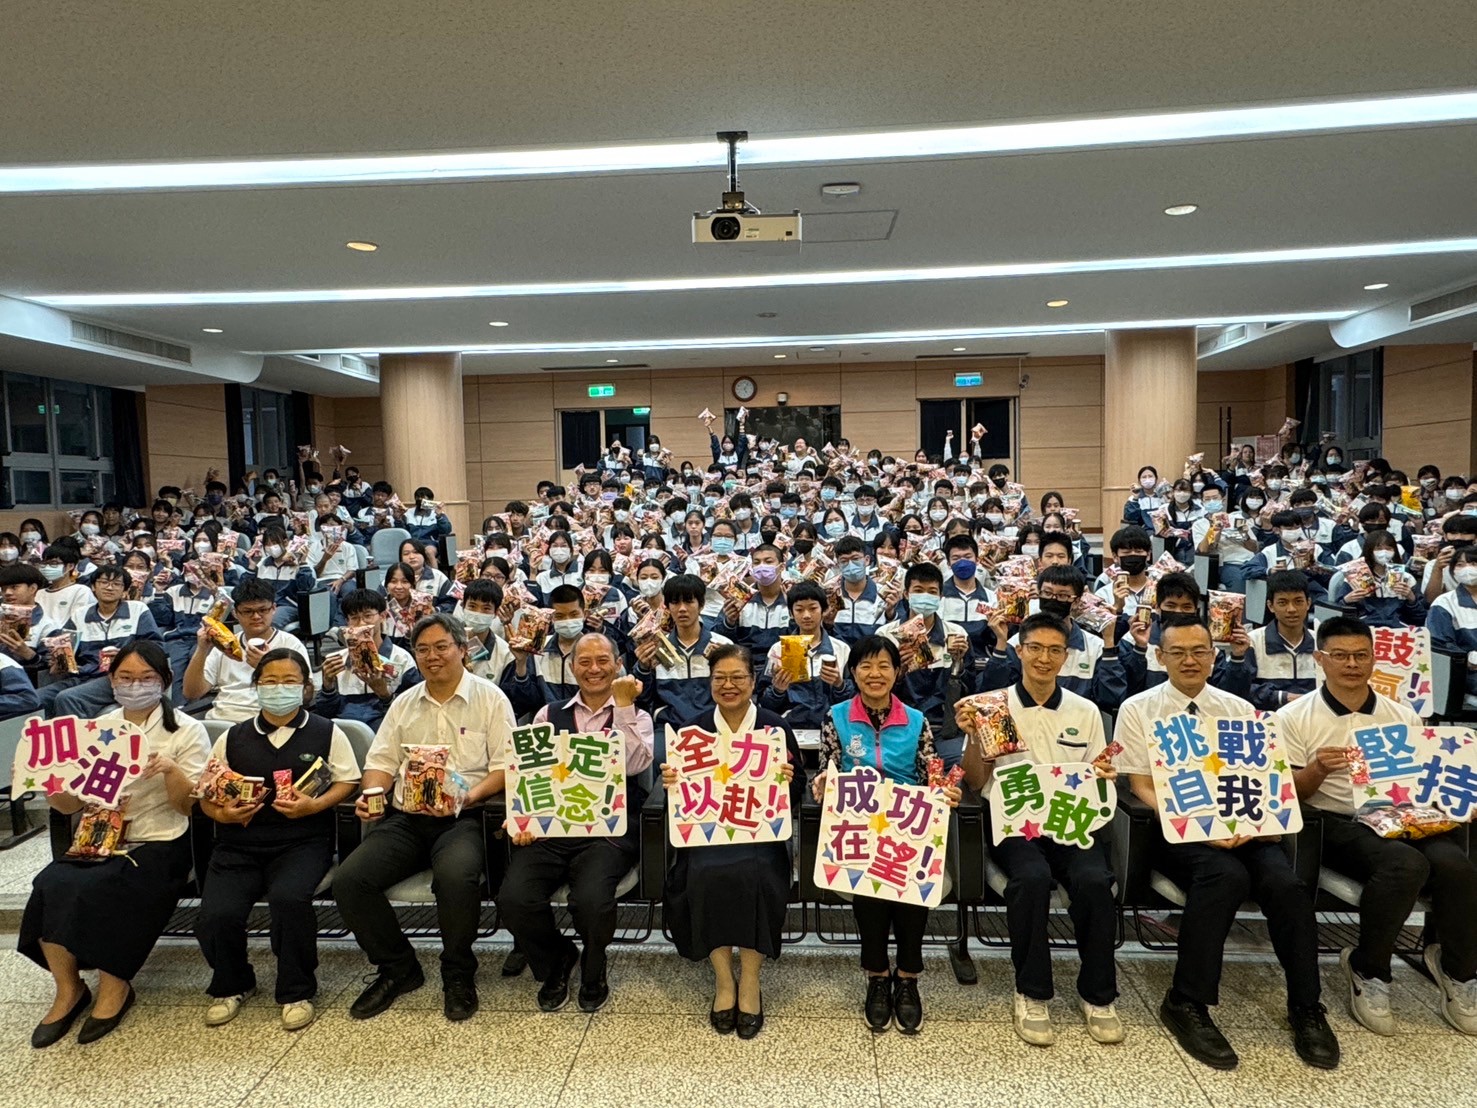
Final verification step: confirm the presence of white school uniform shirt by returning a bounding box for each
[998,683,1106,766]
[1191,512,1256,566]
[202,628,311,722]
[1093,578,1152,618]
[36,582,93,628]
[312,537,357,581]
[107,706,211,843]
[1421,559,1456,596]
[331,639,416,697]
[1115,680,1255,778]
[209,712,361,782]
[363,669,515,808]
[1277,686,1421,815]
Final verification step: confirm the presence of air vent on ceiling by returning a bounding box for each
[341,355,376,378]
[796,210,898,243]
[70,320,192,364]
[1410,283,1477,324]
[296,352,323,362]
[1197,325,1248,357]
[915,351,1030,360]
[540,363,652,371]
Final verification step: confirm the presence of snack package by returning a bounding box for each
[1290,539,1317,571]
[632,607,680,668]
[66,801,129,860]
[925,756,966,789]
[284,535,313,563]
[1207,591,1246,643]
[44,633,78,674]
[1152,550,1189,576]
[292,756,333,799]
[956,690,1025,758]
[193,757,262,804]
[344,623,384,679]
[872,555,903,591]
[289,511,313,536]
[273,768,297,802]
[1070,591,1117,635]
[157,537,186,560]
[778,635,812,683]
[994,579,1032,625]
[400,744,467,817]
[894,616,936,673]
[1340,558,1374,596]
[715,562,754,607]
[0,603,33,640]
[126,567,150,590]
[202,615,244,660]
[1346,744,1371,786]
[1355,804,1460,840]
[1100,740,1126,764]
[507,607,553,654]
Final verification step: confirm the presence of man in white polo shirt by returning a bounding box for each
[962,612,1120,1049]
[1279,615,1477,1038]
[1117,615,1337,1072]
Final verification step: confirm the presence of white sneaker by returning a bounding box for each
[1080,998,1125,1044]
[1013,992,1055,1047]
[1425,944,1477,1036]
[205,986,256,1027]
[281,1000,316,1031]
[1340,948,1395,1036]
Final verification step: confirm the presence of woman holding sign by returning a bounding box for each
[20,641,210,1047]
[662,644,805,1040]
[816,634,961,1036]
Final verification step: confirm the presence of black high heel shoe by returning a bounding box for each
[736,995,764,1040]
[78,986,135,1044]
[710,1002,738,1034]
[31,985,92,1049]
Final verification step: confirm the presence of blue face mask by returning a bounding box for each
[907,592,941,616]
[821,488,837,502]
[711,536,736,555]
[780,507,797,520]
[952,559,977,582]
[825,521,847,538]
[257,684,304,717]
[841,560,868,582]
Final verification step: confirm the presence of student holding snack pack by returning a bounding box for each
[183,580,311,722]
[458,579,514,683]
[1329,531,1425,627]
[720,543,793,655]
[0,562,63,674]
[403,486,452,542]
[246,524,317,629]
[335,613,515,1022]
[632,574,733,727]
[21,641,209,1047]
[1245,510,1334,603]
[1192,485,1260,592]
[503,583,595,717]
[44,565,164,718]
[316,589,418,730]
[878,562,973,764]
[195,650,360,1031]
[354,481,405,536]
[827,536,893,645]
[1092,527,1156,619]
[757,581,852,743]
[36,540,94,629]
[1120,572,1252,698]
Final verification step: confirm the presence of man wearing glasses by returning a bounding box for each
[960,612,1122,1048]
[1117,615,1338,1071]
[1279,616,1477,1038]
[336,613,516,1023]
[183,579,310,721]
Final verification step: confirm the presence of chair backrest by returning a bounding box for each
[370,527,411,569]
[1243,577,1268,626]
[203,718,234,746]
[0,714,40,794]
[352,544,369,571]
[336,718,377,771]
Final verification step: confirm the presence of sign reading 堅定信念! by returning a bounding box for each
[813,764,952,908]
[505,724,627,838]
[10,715,151,810]
[666,725,792,847]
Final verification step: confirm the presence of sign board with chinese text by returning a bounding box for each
[1314,625,1433,719]
[1347,723,1477,821]
[665,725,792,847]
[10,715,151,810]
[505,724,627,837]
[988,761,1115,849]
[1149,711,1302,842]
[813,764,951,907]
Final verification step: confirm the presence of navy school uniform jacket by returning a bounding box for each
[975,622,1129,712]
[721,590,794,657]
[1245,621,1318,710]
[827,578,889,646]
[632,625,733,728]
[1118,615,1253,700]
[756,630,855,731]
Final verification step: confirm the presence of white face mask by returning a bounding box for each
[1020,543,1040,558]
[985,513,1004,526]
[613,510,629,522]
[1373,550,1396,566]
[1447,489,1464,501]
[733,508,752,521]
[1191,482,1204,492]
[638,578,664,598]
[585,573,610,589]
[928,509,948,523]
[21,531,41,544]
[266,544,284,559]
[1454,566,1477,586]
[0,549,16,563]
[1173,491,1192,504]
[462,610,496,632]
[80,523,100,537]
[549,547,572,565]
[1267,479,1284,492]
[194,541,213,553]
[1243,498,1264,511]
[1280,529,1304,543]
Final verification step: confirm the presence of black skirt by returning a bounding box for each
[665,840,792,960]
[18,834,192,981]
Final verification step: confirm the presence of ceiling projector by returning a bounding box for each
[691,130,802,246]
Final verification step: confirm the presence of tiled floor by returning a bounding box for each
[1,926,1476,1108]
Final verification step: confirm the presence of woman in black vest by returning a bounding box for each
[195,649,360,1031]
[661,644,806,1041]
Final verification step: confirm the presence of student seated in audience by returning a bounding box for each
[22,642,210,1047]
[500,633,653,1014]
[503,583,597,718]
[826,536,890,645]
[1246,571,1318,709]
[316,589,417,730]
[580,549,628,626]
[1278,616,1477,1037]
[1192,484,1260,592]
[35,540,93,629]
[246,525,316,630]
[535,529,582,601]
[0,563,62,677]
[720,543,792,655]
[1426,544,1477,708]
[336,613,514,1022]
[1121,466,1165,529]
[354,481,404,535]
[402,487,452,541]
[45,565,164,718]
[1246,510,1334,602]
[397,538,454,608]
[756,581,853,742]
[1334,502,1409,564]
[1422,514,1477,604]
[938,534,998,657]
[459,579,513,681]
[0,651,41,720]
[183,579,311,722]
[1093,527,1155,618]
[195,650,360,1032]
[1329,530,1425,627]
[1119,571,1252,698]
[311,517,358,588]
[878,562,973,764]
[633,573,731,727]
[962,612,1123,1047]
[1117,617,1338,1071]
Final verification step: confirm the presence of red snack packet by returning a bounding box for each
[273,769,296,801]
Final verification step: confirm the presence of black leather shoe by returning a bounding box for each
[736,998,764,1040]
[77,987,135,1045]
[31,984,91,1049]
[444,979,479,1022]
[578,972,610,1014]
[893,975,923,1035]
[501,948,528,977]
[710,1003,738,1034]
[1289,1004,1340,1070]
[864,974,893,1032]
[1161,991,1238,1070]
[350,966,426,1020]
[537,946,580,1013]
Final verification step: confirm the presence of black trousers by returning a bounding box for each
[498,837,636,982]
[991,833,1118,1005]
[1321,815,1477,982]
[196,838,333,1003]
[332,811,485,984]
[850,895,929,974]
[1159,838,1320,1009]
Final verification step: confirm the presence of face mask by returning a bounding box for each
[80,524,100,537]
[751,564,780,587]
[206,493,224,506]
[857,504,875,517]
[0,549,15,563]
[985,512,1004,526]
[1327,455,1342,465]
[611,510,628,523]
[40,565,65,582]
[882,464,897,475]
[1244,498,1264,511]
[929,509,948,523]
[266,544,284,560]
[1202,499,1223,513]
[792,540,815,556]
[821,488,837,502]
[194,540,213,553]
[704,495,719,508]
[553,618,585,640]
[1447,489,1464,501]
[1266,479,1284,492]
[549,547,572,565]
[733,509,752,521]
[767,497,781,510]
[256,684,303,716]
[1453,566,1477,586]
[585,573,610,589]
[462,611,496,632]
[1373,550,1396,566]
[666,510,683,523]
[1021,543,1040,559]
[1419,477,1437,488]
[1173,491,1192,505]
[1281,529,1304,543]
[1038,598,1073,622]
[760,530,778,545]
[21,531,41,544]
[841,561,868,583]
[907,592,941,617]
[711,537,736,556]
[638,578,664,598]
[952,559,977,581]
[1191,482,1204,493]
[780,507,797,520]
[1140,476,1157,491]
[1289,455,1301,466]
[1117,556,1148,576]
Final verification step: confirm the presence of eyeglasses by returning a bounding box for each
[1321,650,1373,665]
[1162,647,1215,662]
[711,674,752,686]
[1019,643,1067,660]
[413,641,461,658]
[236,605,275,619]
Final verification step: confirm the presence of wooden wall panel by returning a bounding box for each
[839,365,916,412]
[143,384,228,493]
[1382,346,1475,476]
[1019,405,1102,448]
[478,378,554,423]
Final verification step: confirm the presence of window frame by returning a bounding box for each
[2,372,115,509]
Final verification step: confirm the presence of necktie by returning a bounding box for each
[1185,700,1199,716]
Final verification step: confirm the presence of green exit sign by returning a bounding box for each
[633,407,651,415]
[954,373,982,387]
[588,384,615,398]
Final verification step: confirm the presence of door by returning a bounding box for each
[965,397,1014,469]
[559,410,602,470]
[918,400,963,462]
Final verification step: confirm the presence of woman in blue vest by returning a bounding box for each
[194,649,360,1032]
[662,644,806,1040]
[816,635,960,1036]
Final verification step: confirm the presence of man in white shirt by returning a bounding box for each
[334,613,515,1023]
[182,580,310,721]
[962,613,1121,1049]
[1118,616,1338,1071]
[499,633,654,1015]
[1279,616,1477,1038]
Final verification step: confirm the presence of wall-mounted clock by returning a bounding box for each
[732,376,758,401]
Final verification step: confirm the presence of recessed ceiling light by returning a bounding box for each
[1363,282,1389,290]
[773,353,787,359]
[809,346,827,352]
[201,327,224,334]
[1046,299,1070,308]
[952,347,967,352]
[1163,204,1198,216]
[605,358,619,363]
[345,241,379,252]
[488,320,510,327]
[820,182,862,197]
